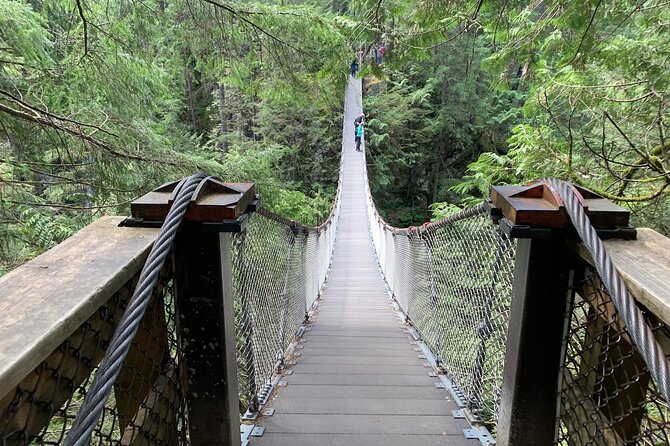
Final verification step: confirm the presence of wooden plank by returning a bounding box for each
[604,228,670,325]
[0,216,158,399]
[571,228,670,326]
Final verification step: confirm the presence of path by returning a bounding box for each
[254,78,475,446]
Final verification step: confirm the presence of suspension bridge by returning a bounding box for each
[1,77,669,446]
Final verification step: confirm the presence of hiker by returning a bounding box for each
[350,59,359,77]
[354,113,364,138]
[378,45,386,64]
[355,119,364,152]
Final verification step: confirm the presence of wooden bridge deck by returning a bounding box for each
[253,79,475,445]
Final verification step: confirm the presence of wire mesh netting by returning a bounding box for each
[556,267,670,445]
[231,206,339,411]
[0,259,189,446]
[366,201,516,428]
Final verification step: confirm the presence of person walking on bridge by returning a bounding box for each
[355,119,364,152]
[354,113,364,138]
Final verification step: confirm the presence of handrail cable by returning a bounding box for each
[548,177,670,403]
[64,173,207,446]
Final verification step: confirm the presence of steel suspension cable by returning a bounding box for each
[64,173,207,446]
[548,177,670,403]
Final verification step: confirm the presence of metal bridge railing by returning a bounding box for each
[0,167,341,445]
[364,163,516,428]
[232,199,341,415]
[364,159,670,443]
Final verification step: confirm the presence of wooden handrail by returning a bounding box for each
[0,216,158,399]
[571,228,670,327]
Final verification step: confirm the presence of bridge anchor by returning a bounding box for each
[488,179,635,446]
[126,176,259,446]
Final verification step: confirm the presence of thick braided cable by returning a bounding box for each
[64,173,207,446]
[547,178,670,403]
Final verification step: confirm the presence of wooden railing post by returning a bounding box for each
[129,178,259,446]
[496,237,576,445]
[488,181,635,446]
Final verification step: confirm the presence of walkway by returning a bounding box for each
[254,79,475,445]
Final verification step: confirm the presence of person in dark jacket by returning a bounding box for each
[350,59,359,77]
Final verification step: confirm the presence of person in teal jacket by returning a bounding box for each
[355,121,364,152]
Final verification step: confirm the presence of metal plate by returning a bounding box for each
[463,429,478,439]
[251,426,265,437]
[452,410,464,419]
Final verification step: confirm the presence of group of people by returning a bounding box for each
[354,113,364,152]
[349,44,387,77]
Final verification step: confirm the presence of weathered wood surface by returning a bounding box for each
[573,228,670,326]
[0,216,158,399]
[254,78,475,445]
[604,228,670,326]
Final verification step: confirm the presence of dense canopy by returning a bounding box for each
[1,0,668,273]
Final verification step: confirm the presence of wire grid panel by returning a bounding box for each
[430,220,515,420]
[556,269,670,445]
[0,260,189,446]
[232,210,338,403]
[367,198,516,428]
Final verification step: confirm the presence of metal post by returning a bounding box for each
[236,233,260,416]
[421,231,444,369]
[126,177,259,446]
[488,180,636,446]
[496,238,575,445]
[174,227,240,446]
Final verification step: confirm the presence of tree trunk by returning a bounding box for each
[218,82,229,153]
[184,67,197,131]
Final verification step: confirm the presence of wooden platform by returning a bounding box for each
[253,78,475,445]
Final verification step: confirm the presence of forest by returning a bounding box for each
[1,0,669,274]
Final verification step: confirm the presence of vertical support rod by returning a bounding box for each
[236,233,259,414]
[497,238,575,446]
[174,227,240,446]
[421,232,443,367]
[276,227,296,369]
[469,230,507,412]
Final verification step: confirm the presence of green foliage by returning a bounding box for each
[0,0,349,274]
[371,0,670,233]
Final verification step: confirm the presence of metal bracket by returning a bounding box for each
[486,181,636,240]
[258,375,281,405]
[296,325,306,337]
[240,424,256,446]
[251,426,265,437]
[463,426,496,445]
[464,429,478,439]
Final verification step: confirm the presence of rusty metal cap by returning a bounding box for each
[130,176,256,223]
[489,180,635,239]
